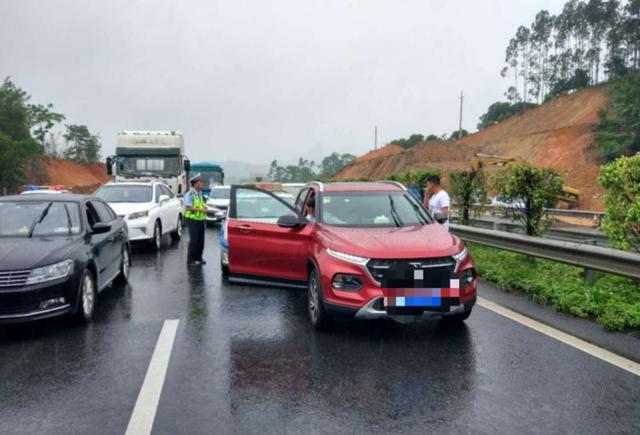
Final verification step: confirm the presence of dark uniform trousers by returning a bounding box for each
[186,218,205,262]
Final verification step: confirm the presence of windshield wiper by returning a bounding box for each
[28,201,53,238]
[388,195,403,227]
[63,204,73,235]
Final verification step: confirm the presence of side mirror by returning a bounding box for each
[158,194,170,203]
[106,156,114,176]
[433,211,448,224]
[183,159,191,173]
[92,222,111,234]
[277,214,305,228]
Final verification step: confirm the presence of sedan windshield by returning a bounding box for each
[0,201,81,237]
[321,192,432,227]
[95,185,153,203]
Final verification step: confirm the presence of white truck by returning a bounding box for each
[106,131,191,195]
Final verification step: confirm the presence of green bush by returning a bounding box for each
[468,243,640,331]
[598,154,640,252]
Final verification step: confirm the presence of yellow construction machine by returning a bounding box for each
[471,153,580,207]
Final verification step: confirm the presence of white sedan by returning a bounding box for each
[95,182,183,250]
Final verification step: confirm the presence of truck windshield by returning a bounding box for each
[320,191,433,227]
[95,185,153,203]
[0,201,81,237]
[200,170,224,190]
[117,156,180,177]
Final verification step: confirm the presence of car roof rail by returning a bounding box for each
[379,180,407,190]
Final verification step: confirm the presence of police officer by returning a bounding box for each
[184,173,207,265]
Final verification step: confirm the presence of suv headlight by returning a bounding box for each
[26,259,74,285]
[327,249,369,266]
[452,247,468,263]
[128,210,149,220]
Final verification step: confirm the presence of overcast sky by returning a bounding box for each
[1,0,566,164]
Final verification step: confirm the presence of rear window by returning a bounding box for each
[320,191,432,227]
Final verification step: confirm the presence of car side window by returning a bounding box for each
[86,202,101,227]
[303,189,317,218]
[154,185,161,203]
[91,201,114,223]
[161,185,174,199]
[232,187,297,224]
[295,188,309,213]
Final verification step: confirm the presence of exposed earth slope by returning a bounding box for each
[336,87,611,210]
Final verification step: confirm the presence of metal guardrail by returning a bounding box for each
[450,224,640,282]
[458,204,606,226]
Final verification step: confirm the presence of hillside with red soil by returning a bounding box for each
[336,86,611,210]
[26,157,112,194]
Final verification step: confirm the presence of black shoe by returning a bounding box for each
[199,260,207,265]
[188,260,201,266]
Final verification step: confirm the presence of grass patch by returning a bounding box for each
[467,243,640,331]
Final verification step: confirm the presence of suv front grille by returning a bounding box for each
[0,270,31,288]
[366,257,456,285]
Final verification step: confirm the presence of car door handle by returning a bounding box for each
[238,224,254,233]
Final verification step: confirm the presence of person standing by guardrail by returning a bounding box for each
[424,175,450,230]
[184,173,208,266]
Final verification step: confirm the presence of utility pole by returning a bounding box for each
[374,126,378,150]
[458,91,464,140]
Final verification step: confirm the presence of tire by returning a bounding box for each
[150,221,162,251]
[114,246,130,285]
[441,308,472,325]
[171,215,183,241]
[74,269,96,323]
[308,267,331,330]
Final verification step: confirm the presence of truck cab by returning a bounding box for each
[106,131,190,195]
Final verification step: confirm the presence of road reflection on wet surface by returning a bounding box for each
[1,228,639,434]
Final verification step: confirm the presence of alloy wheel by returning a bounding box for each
[122,249,130,279]
[308,275,319,322]
[81,273,95,317]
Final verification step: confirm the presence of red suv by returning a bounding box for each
[221,181,477,329]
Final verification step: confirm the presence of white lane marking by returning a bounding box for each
[477,297,640,377]
[125,319,180,435]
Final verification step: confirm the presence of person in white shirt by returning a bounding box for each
[423,175,450,230]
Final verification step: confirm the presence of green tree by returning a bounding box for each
[477,101,538,130]
[448,129,469,140]
[320,152,356,179]
[0,78,40,192]
[495,162,563,235]
[597,74,640,161]
[389,133,424,149]
[63,124,101,163]
[598,154,640,252]
[449,169,486,224]
[28,103,65,153]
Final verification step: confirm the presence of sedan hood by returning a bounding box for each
[108,202,154,217]
[0,236,82,271]
[318,224,462,259]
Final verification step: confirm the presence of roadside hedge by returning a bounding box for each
[468,243,640,331]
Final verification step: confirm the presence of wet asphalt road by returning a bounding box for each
[1,227,639,435]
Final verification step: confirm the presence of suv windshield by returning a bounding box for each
[95,185,153,203]
[116,156,180,177]
[211,187,230,199]
[0,201,81,237]
[321,191,432,227]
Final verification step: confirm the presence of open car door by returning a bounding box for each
[227,185,313,286]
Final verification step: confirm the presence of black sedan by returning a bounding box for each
[0,194,130,323]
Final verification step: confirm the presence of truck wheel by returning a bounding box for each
[171,215,183,241]
[308,267,331,330]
